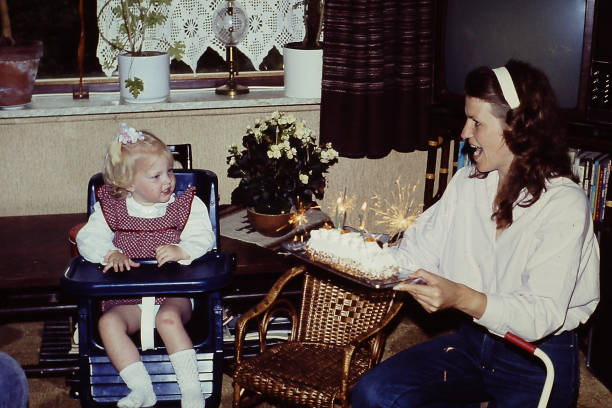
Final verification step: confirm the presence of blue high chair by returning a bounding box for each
[61,170,233,407]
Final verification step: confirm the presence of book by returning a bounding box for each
[599,157,611,222]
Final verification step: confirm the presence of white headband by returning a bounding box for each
[492,67,520,109]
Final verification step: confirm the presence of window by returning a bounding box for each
[5,0,288,92]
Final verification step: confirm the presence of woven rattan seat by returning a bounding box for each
[232,265,403,408]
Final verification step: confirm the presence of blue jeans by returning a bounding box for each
[0,352,28,408]
[352,324,578,408]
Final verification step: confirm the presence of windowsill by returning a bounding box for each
[0,87,320,119]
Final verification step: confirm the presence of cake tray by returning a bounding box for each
[281,244,407,290]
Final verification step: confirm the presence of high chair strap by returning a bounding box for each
[141,296,156,351]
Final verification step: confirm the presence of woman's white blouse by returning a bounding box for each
[76,193,216,265]
[394,167,600,342]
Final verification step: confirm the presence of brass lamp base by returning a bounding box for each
[215,82,249,96]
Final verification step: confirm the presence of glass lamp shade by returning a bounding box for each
[212,0,249,46]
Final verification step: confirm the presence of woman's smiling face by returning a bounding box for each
[461,96,515,182]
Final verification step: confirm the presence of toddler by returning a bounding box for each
[76,123,215,408]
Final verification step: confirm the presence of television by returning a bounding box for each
[432,0,612,123]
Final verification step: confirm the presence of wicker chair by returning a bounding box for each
[232,265,404,408]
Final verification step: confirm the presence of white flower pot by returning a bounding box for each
[118,51,170,104]
[283,43,323,99]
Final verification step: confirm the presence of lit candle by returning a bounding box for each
[359,201,367,231]
[341,187,348,228]
[334,196,342,228]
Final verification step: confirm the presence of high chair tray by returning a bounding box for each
[61,251,232,297]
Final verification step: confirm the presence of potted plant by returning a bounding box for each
[0,0,43,109]
[283,0,324,98]
[227,111,339,235]
[97,0,185,103]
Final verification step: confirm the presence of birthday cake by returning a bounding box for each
[305,227,400,280]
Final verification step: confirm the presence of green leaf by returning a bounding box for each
[146,12,167,27]
[125,77,144,98]
[169,42,185,61]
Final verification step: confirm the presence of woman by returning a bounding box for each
[352,60,600,407]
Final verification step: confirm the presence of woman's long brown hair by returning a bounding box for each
[464,59,577,229]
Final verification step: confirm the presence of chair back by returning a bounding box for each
[86,169,220,249]
[168,144,193,169]
[424,124,463,210]
[297,273,397,346]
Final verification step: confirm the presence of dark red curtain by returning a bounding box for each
[320,0,433,158]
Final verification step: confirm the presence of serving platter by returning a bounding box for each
[280,242,408,289]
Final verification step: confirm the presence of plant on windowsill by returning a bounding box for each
[227,111,338,235]
[0,0,43,108]
[284,0,324,98]
[97,0,185,103]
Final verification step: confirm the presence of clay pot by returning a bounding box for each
[0,41,43,108]
[246,208,294,237]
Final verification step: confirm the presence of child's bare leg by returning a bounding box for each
[156,297,193,353]
[158,298,204,408]
[99,305,141,370]
[98,305,156,408]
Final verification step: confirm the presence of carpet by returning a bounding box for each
[1,309,610,407]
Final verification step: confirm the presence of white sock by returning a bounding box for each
[169,349,205,408]
[117,361,157,408]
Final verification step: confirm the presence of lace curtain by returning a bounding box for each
[97,0,306,77]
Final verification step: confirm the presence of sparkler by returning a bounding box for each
[370,178,422,236]
[285,196,314,246]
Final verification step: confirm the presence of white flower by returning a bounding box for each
[267,144,282,159]
[299,173,309,184]
[229,157,236,165]
[320,149,338,164]
[286,147,297,159]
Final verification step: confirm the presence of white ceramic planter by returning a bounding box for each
[283,43,323,99]
[118,51,170,104]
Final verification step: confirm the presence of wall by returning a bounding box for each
[0,105,426,232]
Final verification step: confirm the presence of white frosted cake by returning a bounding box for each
[305,227,399,280]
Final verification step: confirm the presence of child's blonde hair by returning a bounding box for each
[103,128,173,199]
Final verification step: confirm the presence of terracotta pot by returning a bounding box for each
[246,208,294,237]
[0,41,43,108]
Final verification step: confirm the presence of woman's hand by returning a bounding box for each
[102,250,140,273]
[394,269,487,319]
[155,244,189,266]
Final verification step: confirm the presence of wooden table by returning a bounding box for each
[0,212,297,284]
[0,212,299,313]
